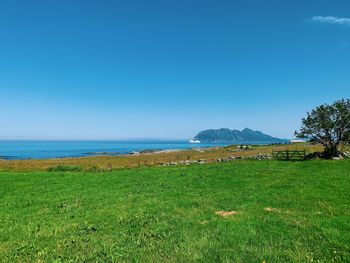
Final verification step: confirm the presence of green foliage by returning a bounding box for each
[1,160,350,262]
[296,99,350,158]
[47,165,82,172]
[194,128,285,143]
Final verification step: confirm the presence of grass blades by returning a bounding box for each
[1,160,350,261]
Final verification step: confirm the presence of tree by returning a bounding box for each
[295,99,350,158]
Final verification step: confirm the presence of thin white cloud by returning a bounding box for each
[311,16,350,26]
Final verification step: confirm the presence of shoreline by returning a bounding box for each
[0,140,290,161]
[0,148,190,161]
[0,145,226,161]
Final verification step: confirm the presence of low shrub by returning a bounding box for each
[48,165,82,172]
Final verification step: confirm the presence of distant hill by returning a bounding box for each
[193,128,286,143]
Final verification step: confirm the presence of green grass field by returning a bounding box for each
[1,160,350,262]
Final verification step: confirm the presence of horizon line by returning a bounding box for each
[0,137,191,141]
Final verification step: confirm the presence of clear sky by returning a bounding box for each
[0,0,349,140]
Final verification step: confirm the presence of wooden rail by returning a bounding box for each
[272,150,306,161]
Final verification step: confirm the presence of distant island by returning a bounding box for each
[193,128,286,143]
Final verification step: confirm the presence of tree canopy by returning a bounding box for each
[296,99,350,158]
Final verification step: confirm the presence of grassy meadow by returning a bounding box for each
[1,159,350,262]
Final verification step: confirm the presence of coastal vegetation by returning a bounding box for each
[1,159,349,262]
[0,143,325,172]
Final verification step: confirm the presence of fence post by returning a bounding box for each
[286,150,289,161]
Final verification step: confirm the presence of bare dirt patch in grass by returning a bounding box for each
[264,207,281,213]
[215,210,238,217]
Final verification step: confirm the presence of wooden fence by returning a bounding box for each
[272,150,306,161]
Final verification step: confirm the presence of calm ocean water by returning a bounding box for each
[0,140,230,160]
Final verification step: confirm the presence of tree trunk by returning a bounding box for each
[324,144,339,159]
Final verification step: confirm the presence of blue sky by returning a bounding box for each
[0,0,349,139]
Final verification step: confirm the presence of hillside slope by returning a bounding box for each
[194,128,285,143]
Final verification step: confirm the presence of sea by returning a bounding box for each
[0,140,231,160]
